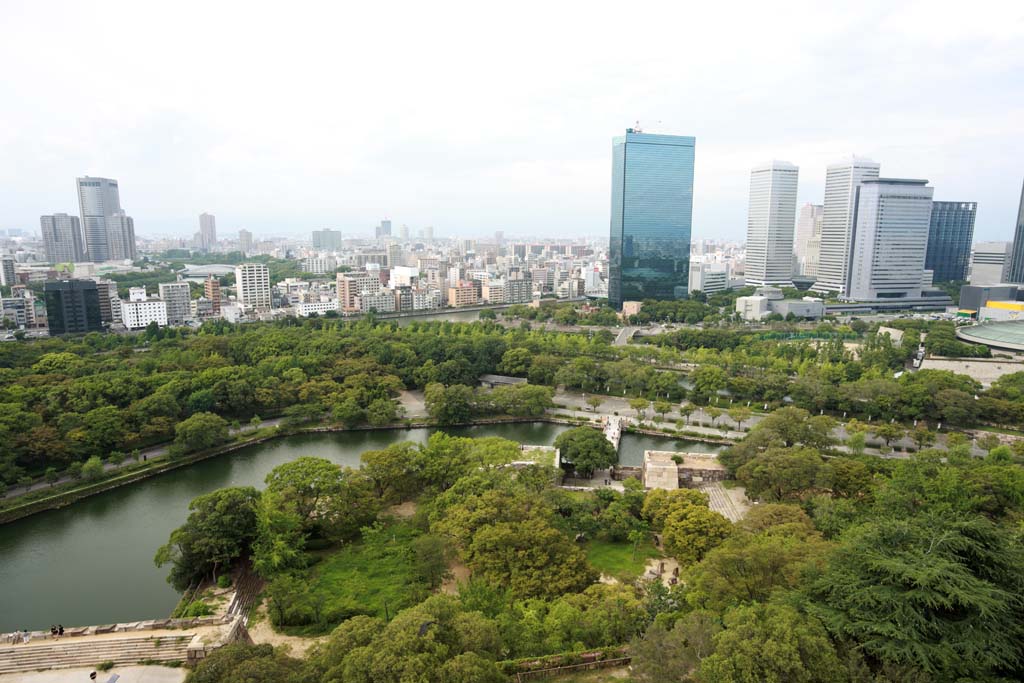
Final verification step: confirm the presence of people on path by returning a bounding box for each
[50,625,57,638]
[21,628,31,644]
[58,624,65,637]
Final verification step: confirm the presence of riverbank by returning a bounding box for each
[0,414,731,525]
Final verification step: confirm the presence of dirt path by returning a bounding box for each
[246,605,326,658]
[440,560,471,595]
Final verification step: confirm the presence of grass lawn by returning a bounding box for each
[292,520,425,633]
[584,539,662,581]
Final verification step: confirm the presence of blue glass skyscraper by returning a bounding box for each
[925,201,977,282]
[608,130,695,309]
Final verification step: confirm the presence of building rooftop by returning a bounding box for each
[956,320,1024,352]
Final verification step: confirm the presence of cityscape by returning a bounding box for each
[2,3,1024,683]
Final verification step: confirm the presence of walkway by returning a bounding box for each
[0,665,186,683]
[0,632,195,676]
[699,482,749,522]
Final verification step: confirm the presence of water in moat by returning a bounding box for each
[0,423,722,631]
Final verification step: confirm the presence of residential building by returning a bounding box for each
[356,291,396,313]
[744,161,798,287]
[847,178,934,301]
[235,263,271,311]
[204,275,222,314]
[1,298,28,327]
[336,271,382,312]
[608,130,694,308]
[505,274,532,303]
[311,229,343,250]
[94,280,120,324]
[302,256,337,274]
[448,281,480,307]
[238,229,254,254]
[199,213,217,251]
[688,261,730,294]
[121,287,168,329]
[44,279,104,335]
[793,203,823,276]
[40,213,85,263]
[812,157,881,295]
[77,176,129,262]
[295,300,340,317]
[394,286,414,312]
[1006,179,1024,283]
[104,211,136,261]
[159,281,192,325]
[413,288,442,310]
[969,241,1013,285]
[925,201,976,282]
[0,256,15,286]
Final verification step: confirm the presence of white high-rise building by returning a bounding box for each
[812,157,881,295]
[77,176,123,262]
[688,261,730,294]
[235,263,271,311]
[969,241,1013,286]
[793,203,823,276]
[0,256,15,287]
[847,178,933,301]
[40,213,85,264]
[744,161,798,287]
[121,287,168,329]
[105,211,136,261]
[199,213,217,251]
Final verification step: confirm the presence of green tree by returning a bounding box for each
[705,406,723,427]
[361,442,418,501]
[411,534,452,589]
[699,603,845,683]
[553,427,617,477]
[586,395,605,412]
[366,397,399,426]
[172,412,230,455]
[188,643,306,683]
[873,422,905,447]
[662,505,732,565]
[81,455,104,481]
[630,612,720,682]
[910,425,936,449]
[653,400,673,422]
[845,431,866,455]
[496,347,532,376]
[727,406,752,430]
[629,397,650,420]
[154,486,260,590]
[641,487,710,531]
[678,403,696,425]
[736,447,831,501]
[44,467,59,486]
[425,382,475,424]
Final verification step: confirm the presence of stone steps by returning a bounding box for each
[0,634,194,675]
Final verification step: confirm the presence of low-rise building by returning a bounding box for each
[121,288,168,329]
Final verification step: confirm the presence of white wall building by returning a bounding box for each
[969,241,1012,286]
[793,203,823,276]
[744,161,798,287]
[295,300,340,317]
[688,261,730,294]
[847,178,934,301]
[121,292,168,329]
[302,256,337,274]
[235,263,271,311]
[812,157,881,295]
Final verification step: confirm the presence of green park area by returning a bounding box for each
[583,539,662,581]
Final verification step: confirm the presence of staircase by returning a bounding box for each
[0,633,194,675]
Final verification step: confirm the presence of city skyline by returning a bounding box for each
[0,2,1021,241]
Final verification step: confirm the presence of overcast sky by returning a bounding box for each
[1,0,1022,242]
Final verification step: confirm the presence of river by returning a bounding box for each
[0,423,722,631]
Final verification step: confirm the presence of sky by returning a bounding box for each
[1,0,1022,242]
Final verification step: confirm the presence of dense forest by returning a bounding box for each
[2,316,1023,488]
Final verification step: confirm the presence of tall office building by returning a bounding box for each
[0,256,15,287]
[608,130,695,309]
[925,201,977,282]
[847,178,933,301]
[44,279,103,335]
[399,224,410,241]
[199,213,217,251]
[40,213,85,263]
[94,280,120,324]
[744,161,798,287]
[312,229,343,250]
[812,157,881,295]
[1006,179,1024,284]
[793,203,823,276]
[235,263,271,311]
[423,226,434,241]
[969,241,1012,285]
[375,219,392,240]
[238,229,254,254]
[159,281,193,325]
[77,176,125,262]
[204,274,222,314]
[105,211,136,261]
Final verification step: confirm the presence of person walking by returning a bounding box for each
[58,624,65,638]
[50,625,57,639]
[21,629,30,644]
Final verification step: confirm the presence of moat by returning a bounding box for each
[0,423,723,631]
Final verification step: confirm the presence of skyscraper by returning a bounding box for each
[969,241,1012,285]
[847,178,933,301]
[105,211,136,261]
[744,161,799,287]
[793,203,823,276]
[608,130,695,309]
[238,229,254,254]
[312,229,343,250]
[40,213,85,263]
[0,256,15,287]
[44,279,103,335]
[399,224,410,241]
[925,201,977,282]
[235,263,271,310]
[199,213,217,251]
[76,176,124,262]
[375,219,392,240]
[812,157,881,295]
[1005,179,1024,284]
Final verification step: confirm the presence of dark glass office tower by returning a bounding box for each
[1006,179,1024,284]
[925,201,977,282]
[44,279,104,335]
[609,130,695,309]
